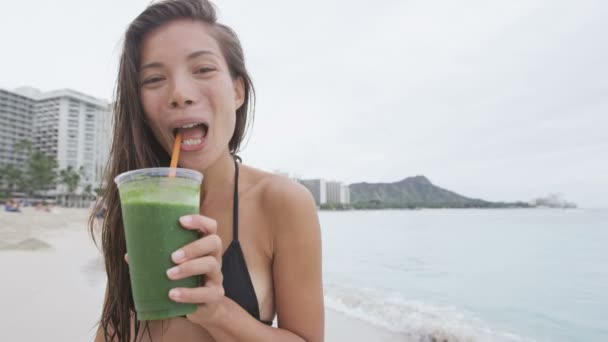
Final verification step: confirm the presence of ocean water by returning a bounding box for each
[320,209,608,342]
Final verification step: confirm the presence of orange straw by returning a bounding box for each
[169,132,182,177]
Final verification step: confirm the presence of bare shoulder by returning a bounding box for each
[241,166,324,341]
[240,164,318,231]
[241,165,314,207]
[265,177,315,210]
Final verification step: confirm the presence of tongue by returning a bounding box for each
[178,126,205,140]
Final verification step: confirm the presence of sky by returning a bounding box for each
[1,0,606,207]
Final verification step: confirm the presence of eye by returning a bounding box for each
[142,76,165,85]
[195,66,215,74]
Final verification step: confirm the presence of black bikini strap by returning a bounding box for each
[232,155,240,241]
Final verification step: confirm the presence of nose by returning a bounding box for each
[169,98,193,108]
[168,76,197,109]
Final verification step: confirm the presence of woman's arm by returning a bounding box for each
[196,179,325,342]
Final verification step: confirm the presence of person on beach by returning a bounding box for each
[93,196,107,220]
[5,199,21,213]
[90,0,324,341]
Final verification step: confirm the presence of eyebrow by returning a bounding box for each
[140,50,218,71]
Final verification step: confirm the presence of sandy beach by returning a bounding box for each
[0,208,407,341]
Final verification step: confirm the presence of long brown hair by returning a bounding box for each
[89,0,255,340]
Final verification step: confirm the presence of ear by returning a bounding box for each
[233,76,245,110]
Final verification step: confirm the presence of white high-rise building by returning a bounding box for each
[32,89,111,192]
[326,181,350,205]
[0,88,35,170]
[0,87,111,196]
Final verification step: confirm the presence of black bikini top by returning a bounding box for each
[220,156,272,325]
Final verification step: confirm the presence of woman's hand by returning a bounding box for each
[166,215,225,325]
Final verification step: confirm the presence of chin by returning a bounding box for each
[179,149,222,172]
[179,156,209,172]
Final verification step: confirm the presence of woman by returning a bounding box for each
[91,0,324,341]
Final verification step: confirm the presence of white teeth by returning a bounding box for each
[181,123,199,129]
[182,138,202,146]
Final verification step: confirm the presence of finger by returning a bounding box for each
[169,285,225,304]
[172,234,222,263]
[167,255,223,284]
[179,215,217,235]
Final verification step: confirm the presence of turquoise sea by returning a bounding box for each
[321,209,608,341]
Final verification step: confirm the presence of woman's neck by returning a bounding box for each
[199,151,235,205]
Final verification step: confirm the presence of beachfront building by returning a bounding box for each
[0,88,35,170]
[299,179,327,206]
[32,89,111,193]
[0,87,112,205]
[326,181,350,205]
[32,89,111,205]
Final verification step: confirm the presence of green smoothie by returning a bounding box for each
[116,168,203,321]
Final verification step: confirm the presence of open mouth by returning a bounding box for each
[172,122,209,147]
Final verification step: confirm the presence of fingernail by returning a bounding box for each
[180,216,192,224]
[172,250,185,262]
[169,289,181,299]
[167,267,179,278]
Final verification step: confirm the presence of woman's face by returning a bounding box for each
[139,19,244,171]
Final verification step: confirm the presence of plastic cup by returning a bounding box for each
[115,167,203,320]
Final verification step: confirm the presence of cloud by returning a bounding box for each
[1,0,606,206]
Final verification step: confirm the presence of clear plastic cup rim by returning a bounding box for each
[114,167,203,187]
